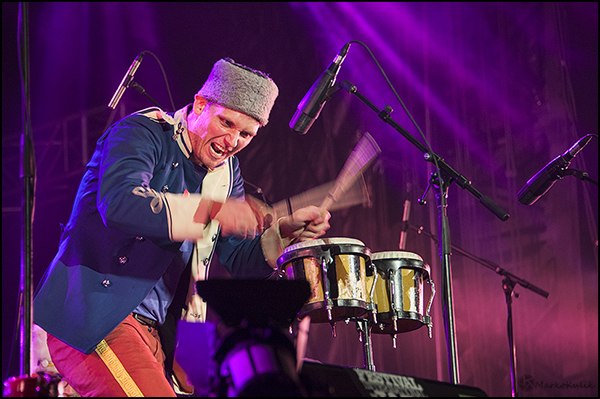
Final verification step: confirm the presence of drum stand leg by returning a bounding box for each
[391,318,398,349]
[356,319,375,371]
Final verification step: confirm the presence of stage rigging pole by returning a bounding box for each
[18,1,35,376]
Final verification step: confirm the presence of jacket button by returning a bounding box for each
[212,234,217,242]
[203,258,209,266]
[171,162,179,169]
[102,279,112,288]
[119,256,128,264]
[161,185,169,193]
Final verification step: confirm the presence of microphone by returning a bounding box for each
[108,52,145,109]
[399,199,411,250]
[290,43,351,135]
[517,135,593,205]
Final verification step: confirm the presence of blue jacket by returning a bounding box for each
[33,106,273,354]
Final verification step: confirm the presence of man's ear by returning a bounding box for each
[193,94,208,114]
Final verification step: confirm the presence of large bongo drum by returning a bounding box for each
[277,238,372,323]
[367,251,435,335]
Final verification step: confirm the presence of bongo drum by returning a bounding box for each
[277,238,372,323]
[368,251,434,335]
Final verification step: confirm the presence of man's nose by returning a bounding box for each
[224,130,240,149]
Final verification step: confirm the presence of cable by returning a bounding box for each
[138,50,177,112]
[347,40,444,206]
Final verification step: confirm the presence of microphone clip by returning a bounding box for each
[323,82,343,103]
[417,172,444,205]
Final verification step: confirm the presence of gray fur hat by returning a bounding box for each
[198,58,279,126]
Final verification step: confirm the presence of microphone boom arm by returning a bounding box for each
[340,80,509,221]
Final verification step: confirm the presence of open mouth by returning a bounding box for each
[211,142,226,157]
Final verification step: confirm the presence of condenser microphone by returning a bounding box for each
[517,135,593,205]
[290,43,351,135]
[108,52,145,109]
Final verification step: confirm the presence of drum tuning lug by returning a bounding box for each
[344,318,350,324]
[392,334,397,349]
[330,322,337,338]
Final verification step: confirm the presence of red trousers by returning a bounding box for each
[47,314,177,397]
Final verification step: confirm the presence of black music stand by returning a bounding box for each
[177,279,311,396]
[196,279,311,328]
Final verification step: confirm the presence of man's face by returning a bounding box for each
[187,94,260,170]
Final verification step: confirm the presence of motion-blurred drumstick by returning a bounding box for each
[289,132,381,245]
[320,132,381,210]
[272,173,370,218]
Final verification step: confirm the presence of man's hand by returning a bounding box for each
[279,206,331,243]
[258,205,331,270]
[212,197,263,238]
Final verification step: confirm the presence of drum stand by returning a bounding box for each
[355,318,375,371]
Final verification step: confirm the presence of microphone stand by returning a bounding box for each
[336,80,510,385]
[411,223,549,397]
